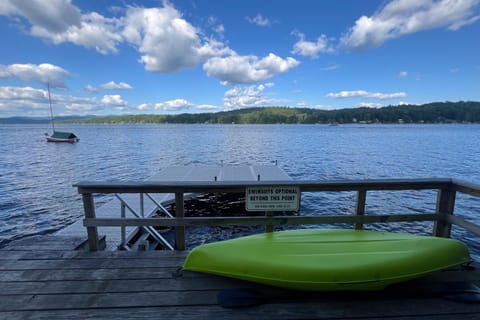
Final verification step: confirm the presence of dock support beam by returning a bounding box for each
[175,192,186,250]
[83,193,99,251]
[355,190,367,230]
[433,188,456,237]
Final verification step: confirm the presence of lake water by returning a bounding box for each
[1,123,479,258]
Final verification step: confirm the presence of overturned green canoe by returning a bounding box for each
[183,229,471,291]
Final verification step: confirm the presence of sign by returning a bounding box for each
[245,186,300,211]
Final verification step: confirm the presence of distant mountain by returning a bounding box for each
[0,115,96,124]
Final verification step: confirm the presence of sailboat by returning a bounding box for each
[45,83,79,143]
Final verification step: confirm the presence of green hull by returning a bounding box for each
[183,229,470,291]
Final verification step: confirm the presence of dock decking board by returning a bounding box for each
[1,236,479,319]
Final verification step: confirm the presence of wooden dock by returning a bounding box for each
[2,173,480,319]
[1,234,479,320]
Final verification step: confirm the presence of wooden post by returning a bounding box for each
[355,190,367,230]
[82,193,99,251]
[175,192,186,250]
[433,188,456,237]
[120,202,126,249]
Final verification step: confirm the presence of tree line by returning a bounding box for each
[68,101,480,124]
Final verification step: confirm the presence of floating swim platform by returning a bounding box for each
[183,229,471,291]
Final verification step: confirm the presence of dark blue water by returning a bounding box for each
[1,124,479,258]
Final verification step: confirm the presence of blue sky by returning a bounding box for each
[0,0,479,117]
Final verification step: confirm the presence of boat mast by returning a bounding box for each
[47,83,55,133]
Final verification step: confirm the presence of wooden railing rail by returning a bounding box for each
[75,178,480,251]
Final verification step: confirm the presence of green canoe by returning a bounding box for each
[183,229,471,291]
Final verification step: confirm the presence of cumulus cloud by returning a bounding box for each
[326,90,407,99]
[136,103,151,111]
[0,63,70,87]
[101,94,127,106]
[292,32,334,58]
[100,81,133,90]
[0,86,47,104]
[398,71,408,78]
[341,0,480,50]
[223,83,280,109]
[204,53,299,85]
[122,6,232,73]
[0,0,122,54]
[84,84,98,93]
[358,102,385,108]
[246,14,271,27]
[0,85,97,116]
[64,102,97,112]
[2,84,98,115]
[0,1,300,85]
[0,0,81,33]
[34,12,123,54]
[154,99,193,111]
[123,6,200,72]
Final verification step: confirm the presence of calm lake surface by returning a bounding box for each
[1,124,479,258]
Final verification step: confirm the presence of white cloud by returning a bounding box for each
[398,71,408,78]
[84,84,98,93]
[292,32,334,58]
[204,53,299,85]
[214,24,225,35]
[0,1,122,54]
[154,99,193,111]
[101,94,127,106]
[136,103,151,111]
[0,86,47,105]
[0,86,50,117]
[341,0,480,50]
[449,13,480,29]
[326,90,407,99]
[0,85,97,116]
[0,0,81,33]
[358,102,384,108]
[246,14,270,27]
[0,63,69,87]
[122,5,232,73]
[100,81,133,90]
[34,12,123,54]
[64,102,96,112]
[223,83,281,109]
[0,1,299,85]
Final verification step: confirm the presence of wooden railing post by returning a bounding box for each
[120,202,126,249]
[355,190,367,230]
[433,187,456,237]
[82,193,99,251]
[175,192,186,250]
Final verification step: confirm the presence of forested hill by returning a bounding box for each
[70,101,480,124]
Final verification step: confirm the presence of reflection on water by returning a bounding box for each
[0,124,479,258]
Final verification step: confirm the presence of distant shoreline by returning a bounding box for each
[2,102,480,125]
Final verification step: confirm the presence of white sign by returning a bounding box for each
[245,186,300,211]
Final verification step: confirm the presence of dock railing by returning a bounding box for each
[75,178,480,251]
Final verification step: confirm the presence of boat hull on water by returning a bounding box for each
[183,229,471,291]
[46,131,79,143]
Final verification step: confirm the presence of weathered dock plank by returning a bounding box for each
[1,235,479,320]
[1,308,480,320]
